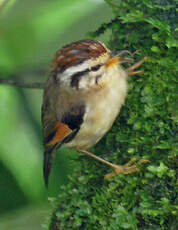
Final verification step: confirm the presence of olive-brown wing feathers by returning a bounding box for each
[42,104,85,187]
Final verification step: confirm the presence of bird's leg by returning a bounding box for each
[126,56,148,76]
[77,149,118,168]
[77,149,150,180]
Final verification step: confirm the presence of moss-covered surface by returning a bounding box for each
[47,1,177,229]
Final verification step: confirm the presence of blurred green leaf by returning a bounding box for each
[0,204,50,230]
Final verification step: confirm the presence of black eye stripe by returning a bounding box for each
[70,68,90,89]
[90,64,102,72]
[70,64,102,89]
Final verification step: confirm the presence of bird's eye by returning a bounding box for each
[91,64,102,72]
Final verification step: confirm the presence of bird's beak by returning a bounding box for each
[106,50,133,68]
[111,50,134,63]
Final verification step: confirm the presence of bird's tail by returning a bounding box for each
[43,131,76,187]
[43,145,57,187]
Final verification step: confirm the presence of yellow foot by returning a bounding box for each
[104,157,150,180]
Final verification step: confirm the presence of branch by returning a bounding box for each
[0,78,45,89]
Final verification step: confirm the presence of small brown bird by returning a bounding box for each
[42,39,148,187]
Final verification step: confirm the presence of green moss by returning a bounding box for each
[47,0,177,229]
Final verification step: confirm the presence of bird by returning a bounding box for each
[42,39,148,187]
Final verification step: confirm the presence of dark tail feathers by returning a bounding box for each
[43,146,56,188]
[43,131,77,187]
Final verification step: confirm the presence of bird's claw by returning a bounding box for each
[104,157,150,180]
[126,56,148,76]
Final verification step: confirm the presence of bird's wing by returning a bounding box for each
[42,98,85,187]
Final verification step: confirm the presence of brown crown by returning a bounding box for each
[51,39,108,74]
